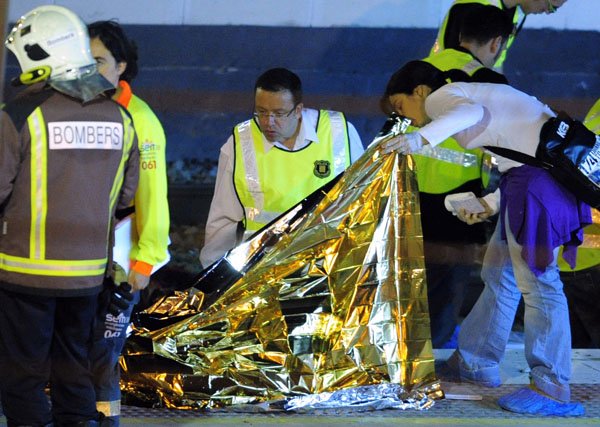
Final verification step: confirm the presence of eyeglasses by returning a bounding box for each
[546,0,560,13]
[253,104,297,120]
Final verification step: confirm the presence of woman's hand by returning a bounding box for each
[456,197,494,225]
[382,132,425,154]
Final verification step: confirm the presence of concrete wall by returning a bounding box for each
[8,0,599,30]
[4,1,600,165]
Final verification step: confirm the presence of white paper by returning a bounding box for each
[113,214,171,275]
[449,197,486,214]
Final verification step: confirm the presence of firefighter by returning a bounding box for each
[0,5,138,426]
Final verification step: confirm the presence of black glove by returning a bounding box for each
[108,281,134,316]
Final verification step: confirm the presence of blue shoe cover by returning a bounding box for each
[498,387,585,417]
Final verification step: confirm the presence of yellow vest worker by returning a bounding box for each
[115,81,170,275]
[431,0,522,70]
[234,109,351,235]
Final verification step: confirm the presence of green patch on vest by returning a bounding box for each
[313,160,331,178]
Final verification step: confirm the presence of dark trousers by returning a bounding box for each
[562,265,600,348]
[0,286,99,426]
[419,182,491,348]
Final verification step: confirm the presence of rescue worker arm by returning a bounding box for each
[0,113,21,203]
[130,103,170,276]
[347,122,365,162]
[199,140,244,268]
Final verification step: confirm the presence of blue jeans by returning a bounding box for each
[451,212,572,402]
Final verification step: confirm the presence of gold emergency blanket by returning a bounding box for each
[121,130,441,409]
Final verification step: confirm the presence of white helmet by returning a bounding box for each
[5,5,95,83]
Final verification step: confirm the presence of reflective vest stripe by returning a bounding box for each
[0,253,107,276]
[238,120,264,217]
[109,110,135,213]
[243,209,280,226]
[417,144,479,167]
[28,108,48,259]
[96,400,121,417]
[328,111,350,176]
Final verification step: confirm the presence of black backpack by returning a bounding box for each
[485,112,600,209]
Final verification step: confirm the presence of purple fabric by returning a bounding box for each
[499,165,592,276]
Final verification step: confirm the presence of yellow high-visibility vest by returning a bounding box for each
[413,49,490,194]
[233,109,350,235]
[431,0,522,70]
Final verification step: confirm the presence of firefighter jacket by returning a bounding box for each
[115,81,169,276]
[416,47,507,194]
[431,0,522,70]
[233,108,351,235]
[0,83,139,296]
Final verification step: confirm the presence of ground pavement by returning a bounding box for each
[3,343,598,427]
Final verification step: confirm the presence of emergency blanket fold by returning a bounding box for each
[121,128,441,410]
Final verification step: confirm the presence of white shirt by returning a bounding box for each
[418,82,555,173]
[200,109,364,267]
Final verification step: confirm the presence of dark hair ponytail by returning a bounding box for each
[384,60,449,98]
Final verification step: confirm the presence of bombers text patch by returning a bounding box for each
[48,121,123,150]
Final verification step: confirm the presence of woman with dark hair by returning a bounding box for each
[382,60,589,416]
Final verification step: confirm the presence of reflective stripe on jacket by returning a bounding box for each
[0,85,138,295]
[233,109,350,235]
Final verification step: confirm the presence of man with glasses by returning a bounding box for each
[432,0,568,70]
[200,67,364,268]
